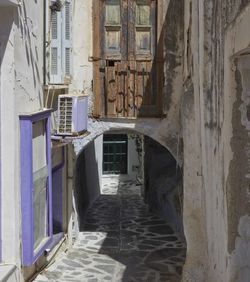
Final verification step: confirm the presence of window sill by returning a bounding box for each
[44,84,70,90]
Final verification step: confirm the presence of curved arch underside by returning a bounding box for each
[72,118,183,165]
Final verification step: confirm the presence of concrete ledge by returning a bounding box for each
[0,264,18,282]
[0,0,18,6]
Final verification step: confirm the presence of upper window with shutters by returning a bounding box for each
[49,0,72,84]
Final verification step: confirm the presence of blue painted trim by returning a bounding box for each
[47,232,64,251]
[20,119,33,265]
[20,110,53,266]
[19,109,52,122]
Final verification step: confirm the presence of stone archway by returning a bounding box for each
[72,124,186,281]
[71,117,184,237]
[72,118,183,166]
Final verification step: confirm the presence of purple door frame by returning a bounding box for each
[20,109,53,266]
[52,147,65,234]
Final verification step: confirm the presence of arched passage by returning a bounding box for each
[73,122,183,222]
[73,128,186,280]
[72,118,183,165]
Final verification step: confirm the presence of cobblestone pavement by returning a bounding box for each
[35,179,186,282]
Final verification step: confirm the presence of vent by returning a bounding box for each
[65,48,70,76]
[58,96,73,134]
[57,95,88,136]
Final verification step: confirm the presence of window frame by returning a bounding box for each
[20,109,53,266]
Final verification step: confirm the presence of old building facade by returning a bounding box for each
[0,0,249,281]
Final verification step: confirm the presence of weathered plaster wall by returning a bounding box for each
[74,136,102,230]
[182,83,208,281]
[0,1,44,273]
[144,137,183,234]
[71,0,93,102]
[0,7,19,266]
[181,0,250,281]
[127,135,141,181]
[181,0,229,279]
[162,0,184,119]
[223,6,250,280]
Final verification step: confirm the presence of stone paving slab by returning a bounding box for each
[35,180,186,282]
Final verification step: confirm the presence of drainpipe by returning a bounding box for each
[0,25,1,265]
[43,0,47,87]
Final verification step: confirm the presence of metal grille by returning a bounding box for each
[65,48,70,76]
[58,97,72,134]
[51,47,58,75]
[65,2,70,40]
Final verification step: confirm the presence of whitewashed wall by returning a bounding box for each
[71,1,93,105]
[0,1,45,280]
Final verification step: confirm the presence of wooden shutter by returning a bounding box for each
[93,0,161,118]
[62,0,72,83]
[50,1,62,84]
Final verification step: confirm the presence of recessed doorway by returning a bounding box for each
[103,134,128,174]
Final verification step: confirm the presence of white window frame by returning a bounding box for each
[49,0,72,84]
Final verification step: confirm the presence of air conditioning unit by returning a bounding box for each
[57,94,88,135]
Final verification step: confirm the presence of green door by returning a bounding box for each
[103,134,128,174]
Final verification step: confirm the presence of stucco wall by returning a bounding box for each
[181,1,250,281]
[71,0,93,110]
[127,135,141,181]
[144,137,183,234]
[74,135,102,230]
[0,0,44,271]
[72,118,183,166]
[223,6,250,280]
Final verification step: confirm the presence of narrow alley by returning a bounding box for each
[2,1,250,281]
[35,179,186,282]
